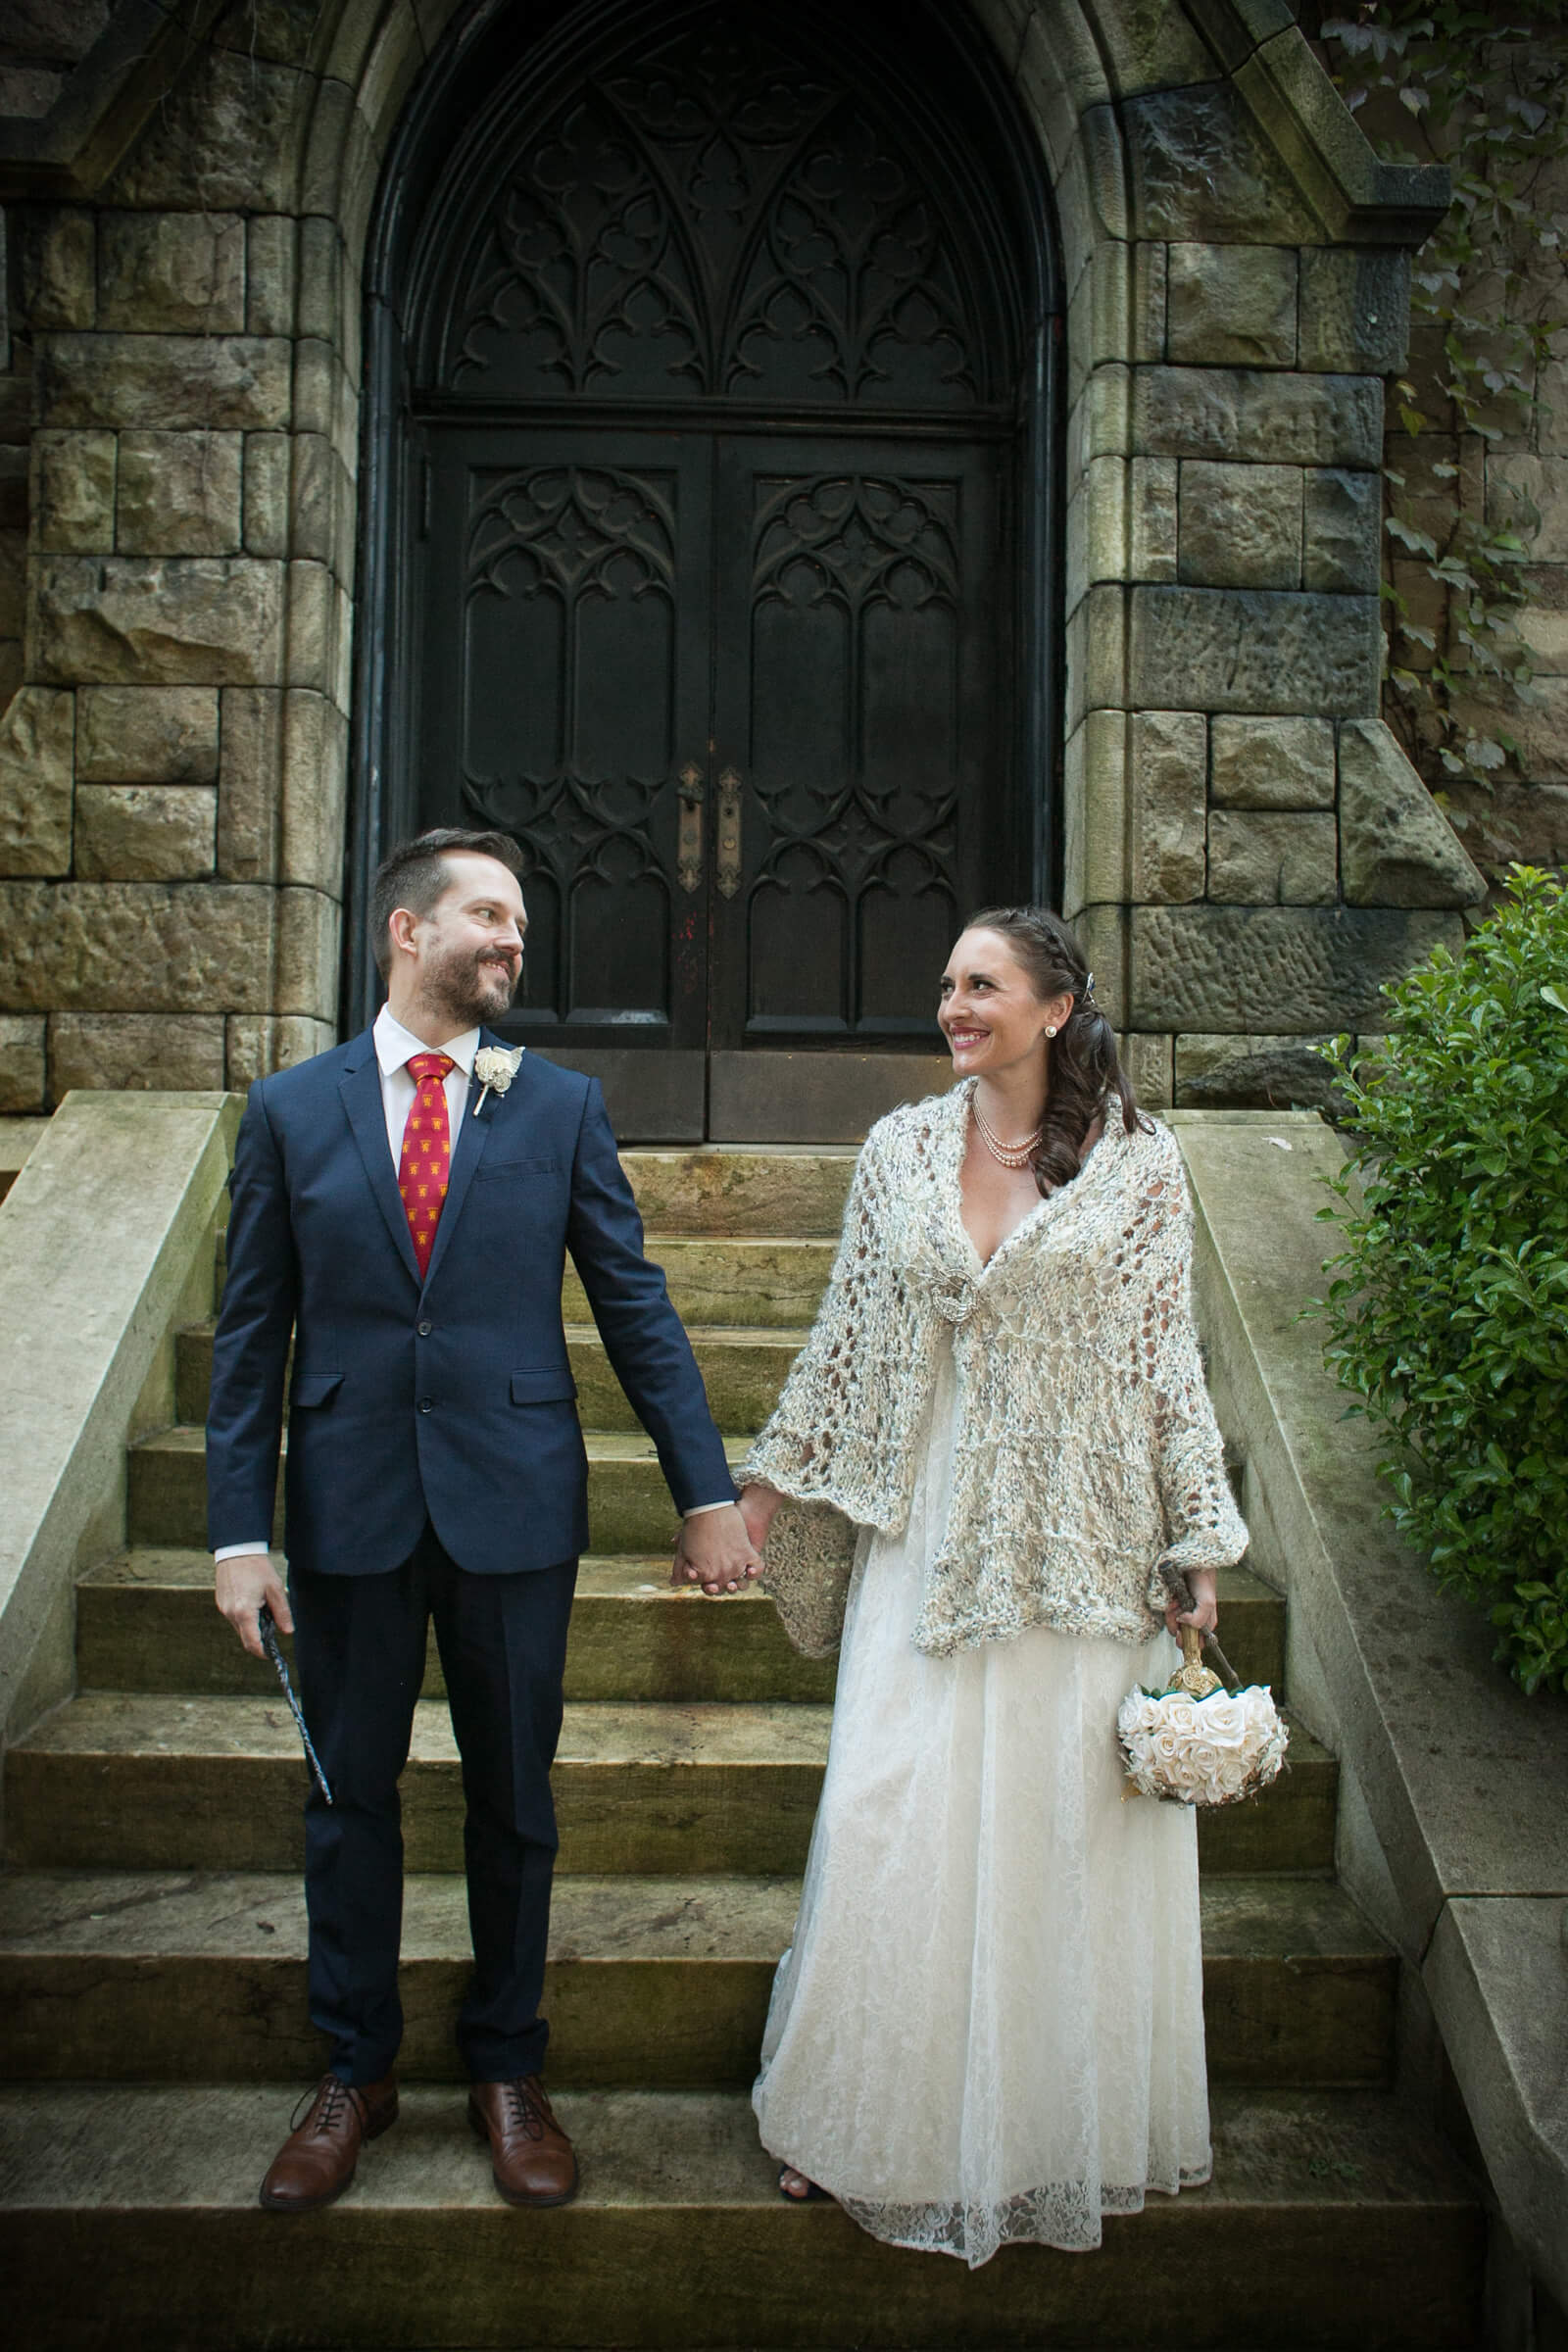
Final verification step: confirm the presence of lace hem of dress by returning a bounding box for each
[835,2164,1213,2268]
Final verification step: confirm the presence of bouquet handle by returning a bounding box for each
[1156,1561,1241,1690]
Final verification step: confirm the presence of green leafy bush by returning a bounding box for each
[1315,868,1568,1692]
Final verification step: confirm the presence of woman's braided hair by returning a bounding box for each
[964,905,1151,1195]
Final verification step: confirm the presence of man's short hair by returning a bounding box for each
[370,828,525,979]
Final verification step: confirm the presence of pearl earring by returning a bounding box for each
[1045,1024,1057,1039]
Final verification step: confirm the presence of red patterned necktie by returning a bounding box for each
[399,1051,456,1278]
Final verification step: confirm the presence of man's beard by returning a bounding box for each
[424,942,520,1027]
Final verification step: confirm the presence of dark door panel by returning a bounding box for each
[417,428,713,1070]
[710,435,1008,1051]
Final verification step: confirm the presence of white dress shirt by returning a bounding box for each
[215,1005,729,1559]
[371,1003,481,1165]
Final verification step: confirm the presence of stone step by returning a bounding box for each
[3,1694,1336,1878]
[126,1427,753,1555]
[176,1323,810,1435]
[0,1869,1396,2091]
[75,1549,1287,1704]
[612,1147,858,1237]
[212,1229,839,1328]
[210,1150,857,1266]
[585,1236,839,1330]
[0,2083,1484,2350]
[78,1550,841,1703]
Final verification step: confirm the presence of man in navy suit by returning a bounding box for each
[208,828,760,2213]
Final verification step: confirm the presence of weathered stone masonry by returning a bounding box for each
[0,0,1485,1115]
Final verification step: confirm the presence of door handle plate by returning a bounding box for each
[716,766,742,900]
[676,761,705,894]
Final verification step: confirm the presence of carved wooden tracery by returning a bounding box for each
[432,17,988,409]
[748,472,960,902]
[457,461,684,1022]
[377,0,1051,1093]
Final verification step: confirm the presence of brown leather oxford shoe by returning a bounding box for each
[258,2071,399,2213]
[467,2076,579,2207]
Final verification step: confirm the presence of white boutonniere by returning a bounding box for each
[472,1044,523,1118]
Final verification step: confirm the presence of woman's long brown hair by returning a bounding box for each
[963,905,1150,1195]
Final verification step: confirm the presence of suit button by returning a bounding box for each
[418,1397,433,1413]
[416,1319,432,1337]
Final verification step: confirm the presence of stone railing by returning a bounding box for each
[1174,1109,1568,2323]
[0,1088,236,1823]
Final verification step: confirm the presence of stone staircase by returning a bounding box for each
[0,1147,1485,2349]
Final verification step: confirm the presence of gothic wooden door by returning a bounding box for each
[391,1,1046,1135]
[417,430,1007,1065]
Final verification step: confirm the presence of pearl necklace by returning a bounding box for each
[971,1091,1043,1169]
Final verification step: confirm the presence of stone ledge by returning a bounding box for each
[1177,1115,1568,2315]
[0,1093,237,1798]
[1424,1898,1568,2317]
[1229,12,1450,244]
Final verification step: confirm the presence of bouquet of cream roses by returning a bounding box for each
[1118,1625,1289,1808]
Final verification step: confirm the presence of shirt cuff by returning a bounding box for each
[214,1543,271,1562]
[682,1499,735,1518]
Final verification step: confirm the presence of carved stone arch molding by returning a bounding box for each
[346,0,1063,1124]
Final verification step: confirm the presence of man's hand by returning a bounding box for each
[670,1502,764,1597]
[217,1550,292,1658]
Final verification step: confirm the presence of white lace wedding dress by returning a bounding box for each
[752,1334,1212,2268]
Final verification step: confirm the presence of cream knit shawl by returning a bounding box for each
[741,1081,1249,1655]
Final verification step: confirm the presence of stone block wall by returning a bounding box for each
[978,0,1486,1111]
[0,0,414,1110]
[0,0,1488,1113]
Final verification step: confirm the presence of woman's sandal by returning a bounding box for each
[777,2164,831,2202]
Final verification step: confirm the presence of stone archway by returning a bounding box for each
[348,0,1061,1139]
[0,0,1476,1122]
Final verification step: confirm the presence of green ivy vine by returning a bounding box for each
[1320,5,1568,813]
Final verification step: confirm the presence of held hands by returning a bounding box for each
[669,1488,778,1597]
[1164,1567,1218,1641]
[217,1550,292,1658]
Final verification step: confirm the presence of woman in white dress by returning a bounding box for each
[681,907,1248,2268]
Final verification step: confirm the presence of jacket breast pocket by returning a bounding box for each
[290,1371,344,1408]
[511,1369,577,1404]
[476,1154,560,1182]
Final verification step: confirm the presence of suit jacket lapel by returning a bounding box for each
[338,1038,422,1289]
[419,1033,504,1292]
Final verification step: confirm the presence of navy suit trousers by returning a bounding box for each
[289,1527,578,2085]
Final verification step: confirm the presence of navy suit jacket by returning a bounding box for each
[205,1028,735,1577]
